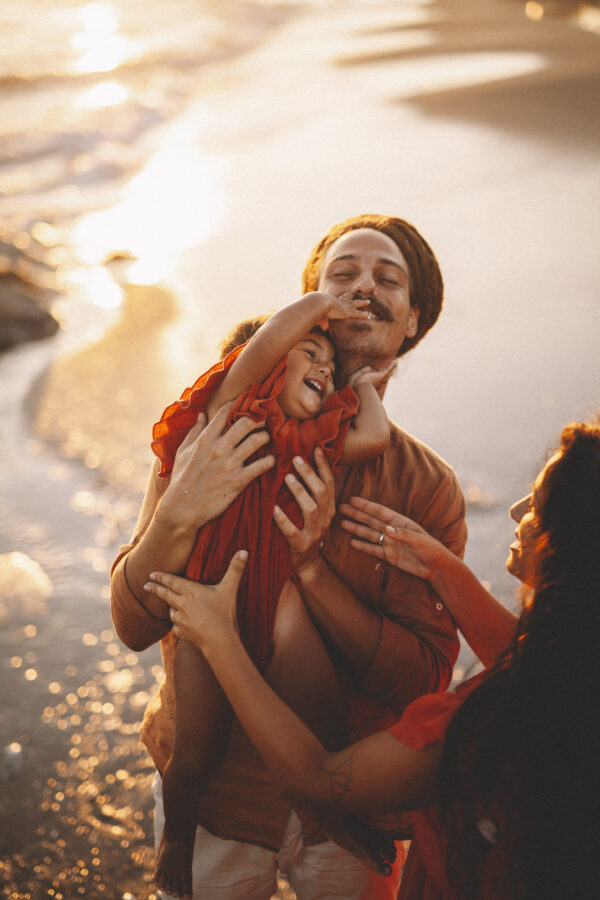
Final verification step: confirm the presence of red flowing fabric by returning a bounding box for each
[390,670,490,900]
[151,344,359,668]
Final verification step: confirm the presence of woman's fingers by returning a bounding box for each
[340,516,382,544]
[341,497,420,534]
[338,502,391,539]
[348,537,386,559]
[144,553,248,643]
[144,570,184,602]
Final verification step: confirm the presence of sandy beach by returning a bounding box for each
[1,0,599,897]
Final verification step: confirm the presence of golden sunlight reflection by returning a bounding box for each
[72,140,226,283]
[77,81,129,110]
[525,2,545,22]
[86,266,122,309]
[70,2,128,75]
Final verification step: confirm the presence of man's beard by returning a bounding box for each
[331,322,390,383]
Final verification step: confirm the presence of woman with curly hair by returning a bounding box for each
[145,418,600,899]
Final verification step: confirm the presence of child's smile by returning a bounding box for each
[303,376,327,398]
[278,332,336,420]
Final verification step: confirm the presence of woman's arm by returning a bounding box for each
[339,497,518,668]
[206,291,369,418]
[144,557,440,815]
[110,406,275,646]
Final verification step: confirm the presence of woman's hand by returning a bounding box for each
[144,551,248,655]
[273,447,335,574]
[157,403,275,530]
[339,496,450,583]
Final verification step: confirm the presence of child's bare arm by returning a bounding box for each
[341,364,395,464]
[206,292,368,419]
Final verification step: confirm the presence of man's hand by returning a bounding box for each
[273,447,335,574]
[158,403,275,530]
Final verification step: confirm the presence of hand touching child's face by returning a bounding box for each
[278,333,336,420]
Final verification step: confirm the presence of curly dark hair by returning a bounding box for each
[439,419,600,899]
[301,214,444,357]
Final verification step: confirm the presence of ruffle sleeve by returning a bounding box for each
[151,343,246,477]
[151,342,360,478]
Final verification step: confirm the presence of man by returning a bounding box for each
[110,214,467,899]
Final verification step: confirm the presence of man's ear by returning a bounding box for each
[406,305,419,338]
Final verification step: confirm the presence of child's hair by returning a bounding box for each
[219,313,273,359]
[308,324,332,344]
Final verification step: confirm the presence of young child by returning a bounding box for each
[145,290,394,898]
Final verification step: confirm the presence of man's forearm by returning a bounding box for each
[111,517,199,651]
[123,514,199,618]
[296,556,382,675]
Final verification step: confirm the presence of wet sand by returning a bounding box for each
[1,1,599,897]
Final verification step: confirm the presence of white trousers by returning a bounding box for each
[153,773,403,899]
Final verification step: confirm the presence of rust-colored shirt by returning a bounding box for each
[110,421,467,851]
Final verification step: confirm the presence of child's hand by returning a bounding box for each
[304,291,371,329]
[347,360,397,389]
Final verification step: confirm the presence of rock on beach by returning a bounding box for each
[0,278,59,350]
[0,238,60,350]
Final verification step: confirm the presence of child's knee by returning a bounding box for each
[272,580,312,649]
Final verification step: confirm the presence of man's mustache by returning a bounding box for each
[352,293,395,322]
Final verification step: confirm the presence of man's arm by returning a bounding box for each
[111,406,275,651]
[275,454,467,711]
[339,496,517,668]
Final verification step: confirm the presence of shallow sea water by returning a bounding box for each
[1,2,303,897]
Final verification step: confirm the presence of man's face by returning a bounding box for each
[316,228,419,364]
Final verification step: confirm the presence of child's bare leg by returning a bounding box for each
[155,638,232,899]
[265,579,346,751]
[265,581,396,876]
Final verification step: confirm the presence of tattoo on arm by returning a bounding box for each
[320,755,353,800]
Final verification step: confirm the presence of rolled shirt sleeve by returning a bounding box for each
[326,422,467,732]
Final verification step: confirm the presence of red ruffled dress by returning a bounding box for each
[151,344,359,669]
[390,671,490,900]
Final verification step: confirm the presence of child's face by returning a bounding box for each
[278,333,336,420]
